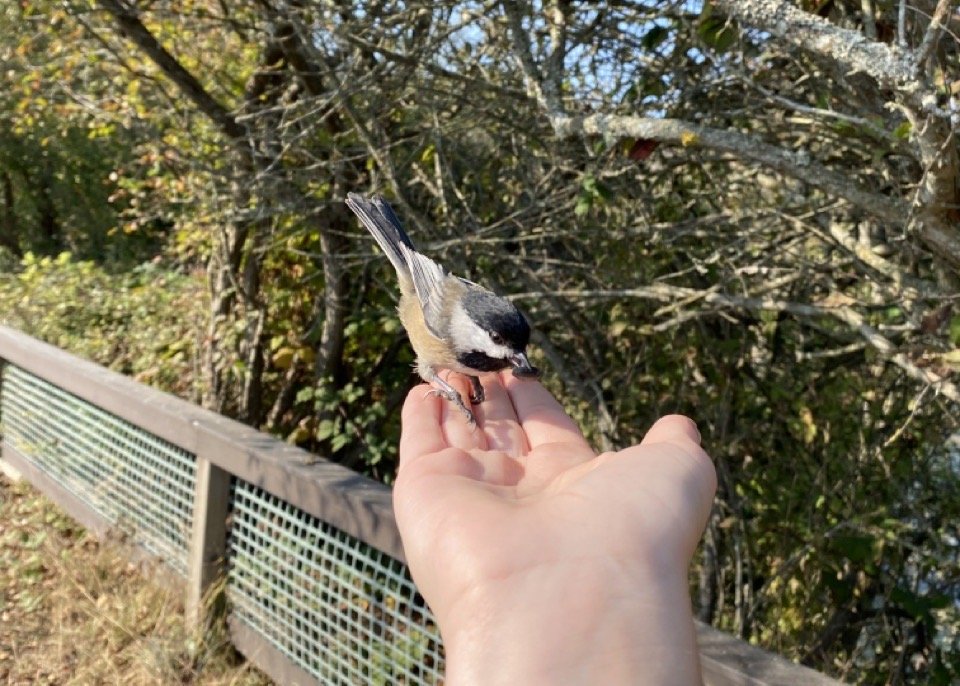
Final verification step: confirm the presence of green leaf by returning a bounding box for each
[948,315,960,345]
[641,25,669,51]
[893,120,912,139]
[832,533,876,563]
[574,196,592,217]
[331,433,351,451]
[295,387,315,403]
[891,587,950,620]
[316,418,336,441]
[698,14,737,52]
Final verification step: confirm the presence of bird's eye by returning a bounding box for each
[489,331,504,345]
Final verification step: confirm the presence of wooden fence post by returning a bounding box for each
[186,453,232,632]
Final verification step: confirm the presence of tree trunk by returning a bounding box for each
[0,171,21,257]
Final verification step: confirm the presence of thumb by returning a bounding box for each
[641,414,702,448]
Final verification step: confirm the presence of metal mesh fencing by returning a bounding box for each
[0,363,196,574]
[227,478,445,685]
[0,357,447,685]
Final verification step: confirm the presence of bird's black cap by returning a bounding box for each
[462,288,531,351]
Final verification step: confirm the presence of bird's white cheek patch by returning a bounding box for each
[449,303,513,358]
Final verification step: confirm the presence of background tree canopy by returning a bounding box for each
[1,0,959,682]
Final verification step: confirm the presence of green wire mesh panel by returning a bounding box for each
[228,478,444,685]
[0,364,196,574]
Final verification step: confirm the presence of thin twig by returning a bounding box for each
[914,0,956,74]
[512,284,960,403]
[881,384,932,449]
[862,0,878,40]
[899,0,909,47]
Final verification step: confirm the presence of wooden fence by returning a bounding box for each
[0,325,840,685]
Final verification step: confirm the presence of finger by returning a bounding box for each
[637,415,715,521]
[440,372,487,451]
[399,384,446,468]
[475,373,529,456]
[640,414,702,449]
[502,372,591,451]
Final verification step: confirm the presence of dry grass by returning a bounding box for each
[0,472,271,685]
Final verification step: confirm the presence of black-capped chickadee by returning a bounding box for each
[345,193,539,423]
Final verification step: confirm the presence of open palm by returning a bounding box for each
[393,371,716,685]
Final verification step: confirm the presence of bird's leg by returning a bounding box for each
[467,375,485,404]
[420,367,476,424]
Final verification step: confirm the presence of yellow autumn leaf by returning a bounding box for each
[272,346,296,369]
[941,349,960,369]
[286,426,311,445]
[799,406,817,444]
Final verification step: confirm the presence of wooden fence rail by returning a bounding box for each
[0,325,840,685]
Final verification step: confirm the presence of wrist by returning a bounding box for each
[437,561,702,686]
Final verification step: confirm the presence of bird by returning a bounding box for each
[345,193,539,423]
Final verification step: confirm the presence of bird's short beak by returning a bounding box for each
[509,352,540,378]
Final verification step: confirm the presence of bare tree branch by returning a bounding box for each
[914,0,956,72]
[501,1,559,114]
[550,114,906,223]
[96,0,246,141]
[542,0,568,116]
[861,0,878,41]
[512,284,960,403]
[899,0,909,47]
[777,212,939,298]
[715,0,920,91]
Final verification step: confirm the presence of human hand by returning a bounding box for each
[393,371,716,686]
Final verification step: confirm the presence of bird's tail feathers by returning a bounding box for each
[345,193,416,277]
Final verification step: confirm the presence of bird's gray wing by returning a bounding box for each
[345,193,415,278]
[399,243,448,339]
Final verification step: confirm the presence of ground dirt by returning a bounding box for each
[0,473,270,685]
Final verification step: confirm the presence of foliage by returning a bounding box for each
[0,252,204,399]
[0,0,169,263]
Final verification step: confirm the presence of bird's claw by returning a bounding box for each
[446,390,477,426]
[424,385,477,425]
[468,376,485,405]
